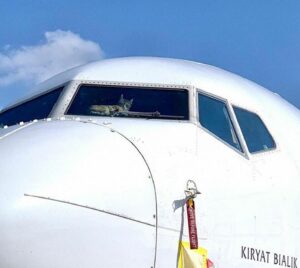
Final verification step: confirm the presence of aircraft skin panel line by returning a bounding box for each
[24,193,156,228]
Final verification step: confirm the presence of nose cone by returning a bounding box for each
[0,120,156,267]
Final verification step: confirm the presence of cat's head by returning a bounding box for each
[119,94,133,110]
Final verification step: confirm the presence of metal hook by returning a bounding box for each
[185,179,201,199]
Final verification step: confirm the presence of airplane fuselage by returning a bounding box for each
[0,57,299,267]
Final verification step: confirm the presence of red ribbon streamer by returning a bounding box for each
[186,198,198,249]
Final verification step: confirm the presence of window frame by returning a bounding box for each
[196,90,247,157]
[63,81,193,122]
[0,84,66,127]
[232,105,277,155]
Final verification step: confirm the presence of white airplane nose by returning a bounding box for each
[0,120,157,268]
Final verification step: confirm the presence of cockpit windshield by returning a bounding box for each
[66,85,189,120]
[0,87,63,128]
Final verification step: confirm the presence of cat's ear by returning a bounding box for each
[119,94,124,104]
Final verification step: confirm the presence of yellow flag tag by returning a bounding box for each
[178,241,208,268]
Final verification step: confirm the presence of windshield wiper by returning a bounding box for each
[114,111,185,119]
[126,111,161,117]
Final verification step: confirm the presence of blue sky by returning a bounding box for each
[1,0,300,108]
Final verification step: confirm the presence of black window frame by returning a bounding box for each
[0,86,64,128]
[197,91,244,154]
[233,105,277,154]
[65,83,190,121]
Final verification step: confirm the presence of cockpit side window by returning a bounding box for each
[66,85,189,120]
[0,87,63,128]
[233,106,276,153]
[198,93,243,152]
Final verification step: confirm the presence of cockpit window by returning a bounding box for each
[233,106,276,153]
[0,87,63,128]
[198,93,243,152]
[66,85,189,120]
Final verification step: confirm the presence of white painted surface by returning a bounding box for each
[0,57,299,267]
[0,120,156,268]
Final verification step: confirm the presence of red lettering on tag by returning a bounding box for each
[186,198,198,249]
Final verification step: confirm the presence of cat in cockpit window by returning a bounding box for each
[89,94,133,116]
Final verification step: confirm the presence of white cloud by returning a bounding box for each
[0,30,103,86]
